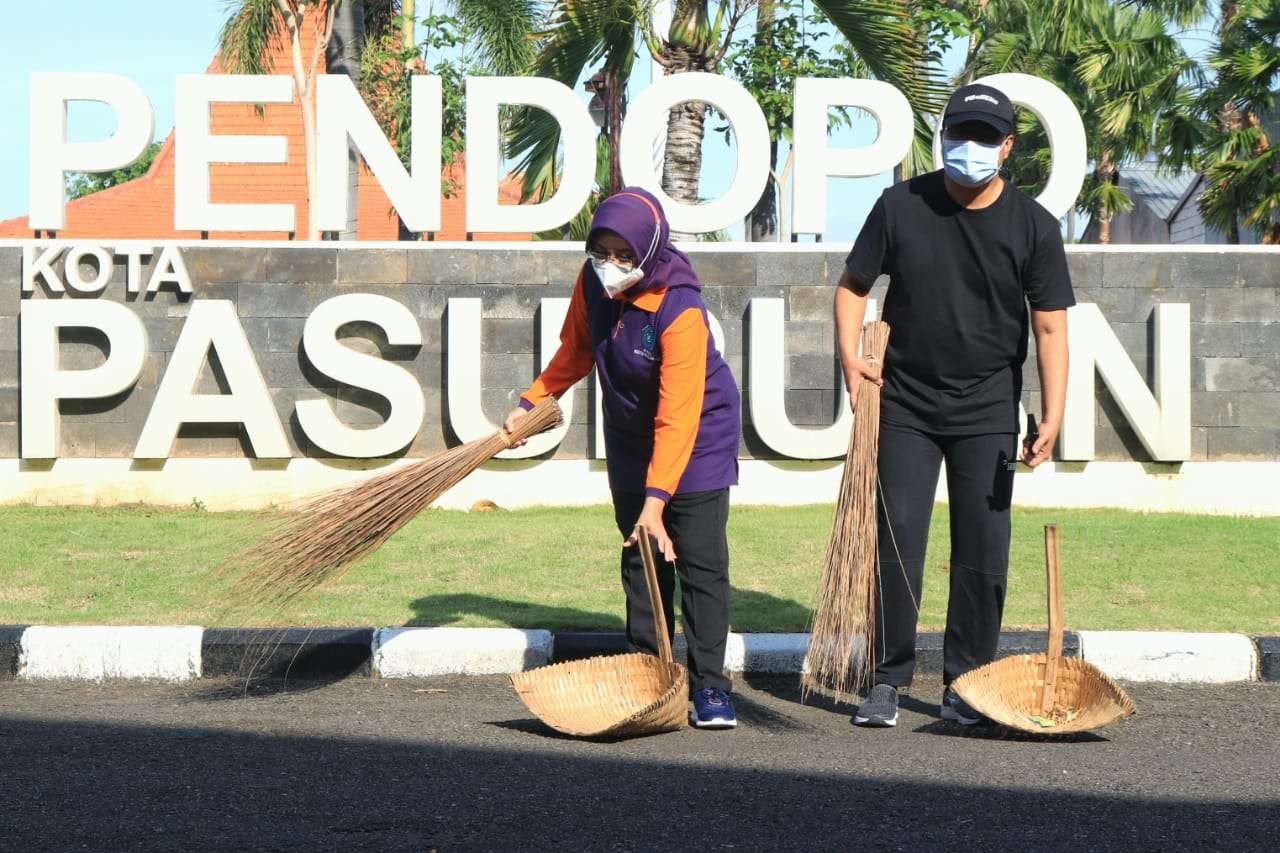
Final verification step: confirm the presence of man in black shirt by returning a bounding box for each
[834,83,1074,728]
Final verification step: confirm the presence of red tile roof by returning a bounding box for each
[0,8,528,241]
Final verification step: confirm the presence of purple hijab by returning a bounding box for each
[587,186,701,293]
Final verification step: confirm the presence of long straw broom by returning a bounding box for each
[802,321,891,702]
[218,398,564,607]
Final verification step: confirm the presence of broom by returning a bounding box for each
[802,321,891,703]
[219,397,564,607]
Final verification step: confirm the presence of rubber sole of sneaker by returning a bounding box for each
[690,714,737,729]
[853,712,898,728]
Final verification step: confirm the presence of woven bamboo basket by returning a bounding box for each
[511,525,688,738]
[952,524,1136,735]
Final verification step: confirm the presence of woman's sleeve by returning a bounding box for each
[519,271,594,409]
[645,307,708,502]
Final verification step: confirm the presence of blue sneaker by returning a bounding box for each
[690,687,737,729]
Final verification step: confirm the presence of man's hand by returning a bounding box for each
[502,406,530,448]
[623,496,676,562]
[845,355,883,411]
[1022,418,1059,468]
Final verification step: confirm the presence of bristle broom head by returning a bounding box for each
[803,321,890,702]
[218,398,564,609]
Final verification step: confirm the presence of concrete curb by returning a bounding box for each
[201,628,373,680]
[0,626,1273,684]
[0,624,26,679]
[373,627,554,677]
[17,626,203,682]
[1252,636,1279,682]
[1078,630,1258,683]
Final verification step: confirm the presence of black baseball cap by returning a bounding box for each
[943,83,1014,136]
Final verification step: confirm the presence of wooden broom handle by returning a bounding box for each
[1040,523,1064,714]
[635,524,673,665]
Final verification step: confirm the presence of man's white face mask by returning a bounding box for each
[589,256,644,298]
[941,137,1004,187]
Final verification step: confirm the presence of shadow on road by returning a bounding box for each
[2,713,1274,848]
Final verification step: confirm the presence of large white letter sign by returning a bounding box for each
[620,72,771,235]
[296,294,426,457]
[747,298,875,460]
[1060,303,1191,461]
[19,300,147,459]
[791,79,913,237]
[315,75,441,233]
[174,74,294,233]
[932,73,1087,219]
[135,300,289,459]
[29,73,155,231]
[446,297,574,459]
[465,77,595,233]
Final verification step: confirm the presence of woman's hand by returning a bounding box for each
[502,406,529,448]
[623,496,676,562]
[844,355,883,411]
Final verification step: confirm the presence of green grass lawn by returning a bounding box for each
[1,504,1276,633]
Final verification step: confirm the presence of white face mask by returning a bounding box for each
[942,137,1004,187]
[591,258,645,298]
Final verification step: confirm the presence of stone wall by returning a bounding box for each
[0,244,1276,462]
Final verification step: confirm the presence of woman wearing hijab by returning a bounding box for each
[504,187,742,729]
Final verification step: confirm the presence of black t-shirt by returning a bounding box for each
[845,170,1075,435]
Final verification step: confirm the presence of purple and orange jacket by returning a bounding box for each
[519,263,741,502]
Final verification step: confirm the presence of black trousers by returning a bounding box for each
[874,420,1017,688]
[612,489,732,693]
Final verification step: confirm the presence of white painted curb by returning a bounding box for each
[672,632,814,673]
[732,633,811,673]
[1079,631,1258,683]
[18,626,203,682]
[373,627,554,677]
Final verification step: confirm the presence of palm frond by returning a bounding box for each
[218,0,284,76]
[455,0,546,75]
[506,0,635,203]
[812,0,948,173]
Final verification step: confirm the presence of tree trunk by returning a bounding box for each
[963,0,991,83]
[1219,1,1243,245]
[747,0,777,242]
[659,47,708,240]
[1097,150,1115,245]
[605,68,625,194]
[280,7,320,240]
[399,0,417,240]
[281,1,336,241]
[402,0,415,65]
[327,0,365,240]
[749,140,779,241]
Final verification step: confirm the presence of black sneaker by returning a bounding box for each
[854,683,899,727]
[941,687,990,726]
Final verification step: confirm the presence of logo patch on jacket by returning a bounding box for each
[635,324,658,361]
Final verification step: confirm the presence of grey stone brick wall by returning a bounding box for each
[0,245,1276,462]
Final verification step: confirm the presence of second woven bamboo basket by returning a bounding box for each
[953,524,1135,735]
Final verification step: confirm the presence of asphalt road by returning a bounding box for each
[1,674,1276,851]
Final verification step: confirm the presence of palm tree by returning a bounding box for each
[504,0,943,240]
[499,0,942,239]
[969,0,1199,243]
[747,0,778,241]
[1198,0,1280,243]
[218,0,341,240]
